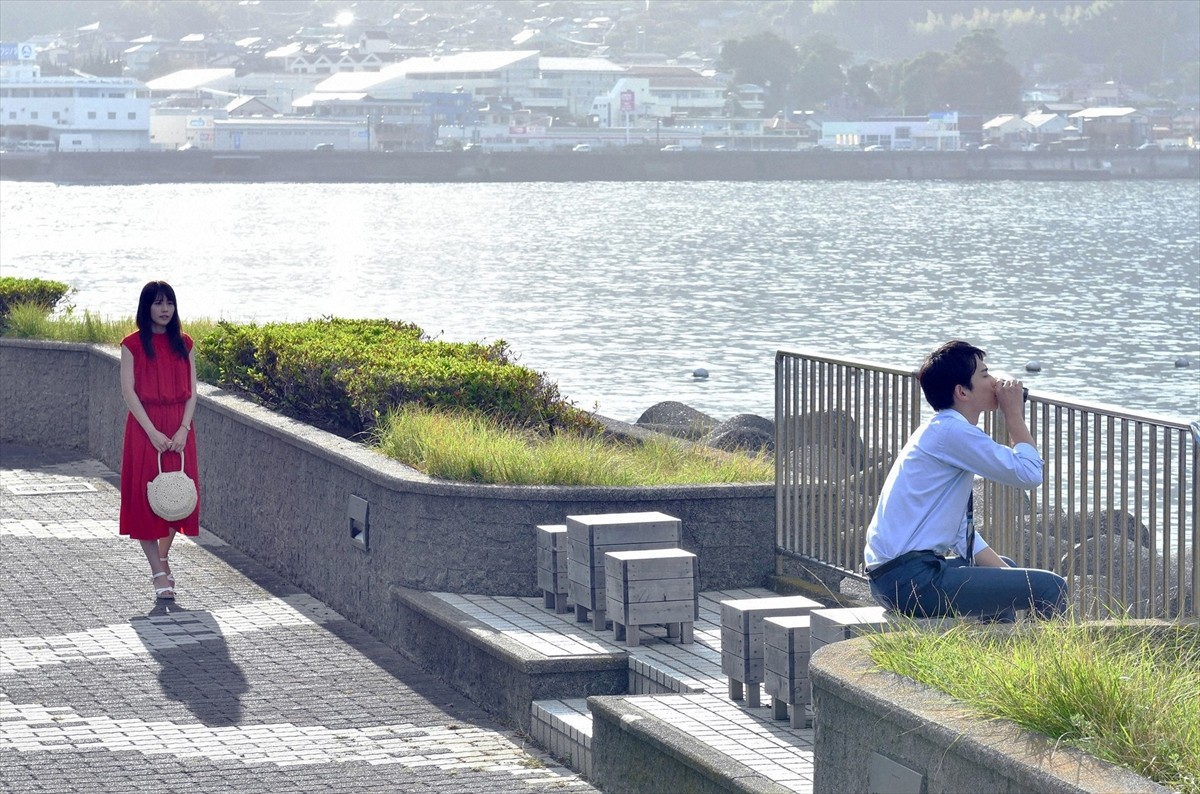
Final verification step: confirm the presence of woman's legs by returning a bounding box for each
[158,529,177,580]
[139,538,173,597]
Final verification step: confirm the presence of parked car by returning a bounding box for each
[661,144,684,151]
[863,144,887,152]
[313,143,334,151]
[1137,142,1159,151]
[572,143,593,152]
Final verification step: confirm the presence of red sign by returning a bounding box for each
[620,90,635,113]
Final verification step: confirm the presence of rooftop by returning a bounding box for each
[145,68,236,91]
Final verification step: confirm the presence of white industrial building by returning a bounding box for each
[211,118,370,151]
[0,61,150,151]
[304,50,542,106]
[526,57,626,117]
[145,69,319,114]
[590,67,725,127]
[820,112,962,150]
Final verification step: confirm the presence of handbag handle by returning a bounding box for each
[156,449,185,474]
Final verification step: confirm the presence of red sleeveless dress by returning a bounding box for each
[119,331,201,540]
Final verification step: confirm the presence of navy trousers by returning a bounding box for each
[869,552,1067,622]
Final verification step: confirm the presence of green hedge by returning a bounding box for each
[0,277,71,330]
[197,318,598,437]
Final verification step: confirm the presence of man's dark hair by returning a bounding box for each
[918,340,986,410]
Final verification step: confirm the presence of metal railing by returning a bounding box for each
[775,348,1198,620]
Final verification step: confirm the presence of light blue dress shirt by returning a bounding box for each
[863,409,1044,569]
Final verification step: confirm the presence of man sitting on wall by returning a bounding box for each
[863,340,1067,621]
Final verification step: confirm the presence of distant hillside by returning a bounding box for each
[1,0,1196,91]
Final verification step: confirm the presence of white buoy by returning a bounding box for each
[1175,357,1191,368]
[692,368,709,379]
[1025,360,1042,372]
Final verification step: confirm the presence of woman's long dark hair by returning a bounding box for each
[135,281,188,360]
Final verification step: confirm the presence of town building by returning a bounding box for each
[144,69,319,114]
[1068,106,1149,148]
[982,113,1031,146]
[819,112,961,150]
[211,117,370,151]
[526,57,625,118]
[0,60,150,151]
[302,51,542,105]
[1022,112,1071,144]
[589,66,725,128]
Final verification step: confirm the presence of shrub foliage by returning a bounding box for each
[0,277,72,330]
[197,318,598,437]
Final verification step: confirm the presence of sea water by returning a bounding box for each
[1,178,1197,422]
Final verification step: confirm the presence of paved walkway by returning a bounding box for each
[0,444,594,793]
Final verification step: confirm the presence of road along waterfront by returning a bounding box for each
[1,178,1196,422]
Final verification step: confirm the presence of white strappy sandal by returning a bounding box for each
[159,557,175,584]
[153,572,175,599]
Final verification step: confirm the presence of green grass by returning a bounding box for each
[4,303,133,343]
[4,303,221,345]
[867,619,1200,793]
[3,303,223,378]
[374,404,774,485]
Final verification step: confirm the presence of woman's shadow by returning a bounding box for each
[132,600,248,727]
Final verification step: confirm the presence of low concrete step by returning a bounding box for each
[531,698,593,779]
[534,692,815,793]
[401,585,831,792]
[590,692,814,793]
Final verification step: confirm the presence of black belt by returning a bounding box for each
[866,550,940,581]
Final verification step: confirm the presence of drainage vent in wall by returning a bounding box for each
[7,483,98,496]
[348,494,369,551]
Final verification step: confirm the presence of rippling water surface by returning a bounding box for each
[2,179,1197,421]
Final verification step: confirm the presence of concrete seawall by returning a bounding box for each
[2,147,1196,184]
[0,339,775,639]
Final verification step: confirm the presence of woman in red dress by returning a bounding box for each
[119,281,200,599]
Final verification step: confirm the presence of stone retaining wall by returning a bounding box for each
[0,339,775,638]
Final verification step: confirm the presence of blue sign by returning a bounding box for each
[0,42,35,61]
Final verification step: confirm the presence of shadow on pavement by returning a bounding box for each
[133,601,248,727]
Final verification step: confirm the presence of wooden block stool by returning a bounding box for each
[807,607,889,656]
[536,524,570,613]
[720,595,822,707]
[808,608,963,656]
[763,615,812,728]
[604,548,697,646]
[565,511,681,631]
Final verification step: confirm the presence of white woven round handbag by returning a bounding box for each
[146,450,198,522]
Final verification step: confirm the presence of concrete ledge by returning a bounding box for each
[388,586,627,730]
[809,636,1174,794]
[588,695,794,794]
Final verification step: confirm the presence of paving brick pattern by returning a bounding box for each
[0,446,593,793]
